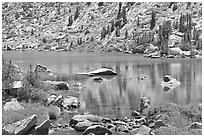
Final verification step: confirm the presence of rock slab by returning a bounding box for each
[3,115,37,135]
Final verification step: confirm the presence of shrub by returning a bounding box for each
[47,106,61,120]
[2,57,20,89]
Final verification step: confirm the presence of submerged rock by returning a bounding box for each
[3,115,37,135]
[83,125,112,135]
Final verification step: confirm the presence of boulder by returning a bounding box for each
[131,110,140,117]
[161,76,181,89]
[74,119,93,131]
[71,114,104,123]
[3,115,37,135]
[35,64,48,72]
[144,44,158,54]
[83,125,112,135]
[34,119,50,135]
[50,95,63,107]
[163,75,171,82]
[187,122,202,130]
[88,68,117,76]
[169,47,183,55]
[45,81,69,90]
[62,96,79,109]
[47,94,57,105]
[136,125,151,135]
[28,119,50,135]
[3,98,24,111]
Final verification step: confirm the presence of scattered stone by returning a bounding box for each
[115,124,129,133]
[83,125,112,135]
[102,118,112,123]
[74,119,93,131]
[3,98,24,111]
[3,115,37,135]
[187,122,202,130]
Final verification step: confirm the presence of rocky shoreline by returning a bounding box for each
[2,61,202,135]
[2,96,202,135]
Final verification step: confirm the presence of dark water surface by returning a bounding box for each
[3,51,202,118]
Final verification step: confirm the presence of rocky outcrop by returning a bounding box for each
[3,98,24,111]
[2,115,37,135]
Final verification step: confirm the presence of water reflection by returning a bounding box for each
[81,61,202,118]
[2,51,202,118]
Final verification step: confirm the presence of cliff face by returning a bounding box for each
[2,2,202,53]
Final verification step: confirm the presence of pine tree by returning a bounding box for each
[121,6,127,25]
[115,27,120,37]
[117,2,122,19]
[150,11,156,30]
[74,6,79,21]
[136,16,140,27]
[68,15,73,26]
[125,29,128,39]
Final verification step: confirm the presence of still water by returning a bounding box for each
[3,51,202,118]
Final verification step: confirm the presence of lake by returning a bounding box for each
[3,51,202,118]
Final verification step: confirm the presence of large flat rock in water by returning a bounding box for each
[78,68,117,76]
